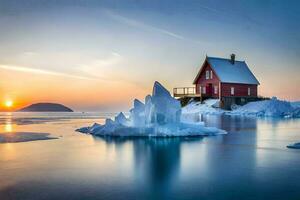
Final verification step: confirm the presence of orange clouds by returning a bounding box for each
[0,68,148,111]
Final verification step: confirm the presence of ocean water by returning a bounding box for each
[0,112,300,200]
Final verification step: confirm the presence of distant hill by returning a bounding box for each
[17,103,73,112]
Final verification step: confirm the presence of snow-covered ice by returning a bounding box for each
[182,97,300,118]
[287,142,300,149]
[182,99,224,115]
[230,97,299,118]
[76,81,226,137]
[181,99,225,123]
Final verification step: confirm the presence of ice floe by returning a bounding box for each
[0,132,57,143]
[287,142,300,149]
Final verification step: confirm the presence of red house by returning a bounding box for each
[174,54,260,109]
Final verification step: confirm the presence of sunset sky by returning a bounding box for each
[0,0,299,111]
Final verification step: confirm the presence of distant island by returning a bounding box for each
[17,103,73,112]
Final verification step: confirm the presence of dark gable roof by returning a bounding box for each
[193,56,260,85]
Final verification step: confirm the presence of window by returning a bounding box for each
[206,70,209,79]
[199,86,201,94]
[231,87,235,95]
[202,86,206,94]
[248,87,251,96]
[214,86,218,94]
[210,70,213,79]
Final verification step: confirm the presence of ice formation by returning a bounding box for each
[230,97,300,117]
[182,97,300,118]
[0,132,57,143]
[287,142,300,149]
[76,81,226,137]
[291,101,300,108]
[182,99,224,115]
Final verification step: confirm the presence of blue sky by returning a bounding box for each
[0,0,299,111]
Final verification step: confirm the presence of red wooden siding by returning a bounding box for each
[221,83,257,97]
[192,57,259,99]
[194,61,220,98]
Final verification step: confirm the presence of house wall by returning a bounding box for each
[194,61,220,98]
[221,83,257,97]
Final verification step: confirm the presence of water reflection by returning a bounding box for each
[91,115,266,199]
[201,114,258,132]
[1,113,300,200]
[94,136,203,199]
[4,123,12,133]
[3,113,13,133]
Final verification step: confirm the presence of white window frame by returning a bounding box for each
[231,87,235,95]
[205,70,209,79]
[210,70,213,79]
[202,86,206,94]
[248,87,251,96]
[199,85,202,94]
[214,85,218,94]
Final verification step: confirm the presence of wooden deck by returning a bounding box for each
[173,87,201,98]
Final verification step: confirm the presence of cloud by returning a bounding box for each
[92,52,122,66]
[0,64,98,80]
[78,52,122,76]
[104,10,186,40]
[104,10,214,46]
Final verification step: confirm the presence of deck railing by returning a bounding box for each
[173,87,199,97]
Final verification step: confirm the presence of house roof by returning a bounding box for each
[193,56,260,85]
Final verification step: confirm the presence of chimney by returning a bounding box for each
[230,54,235,64]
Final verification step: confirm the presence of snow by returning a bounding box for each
[207,57,260,85]
[230,97,298,117]
[182,99,224,115]
[182,97,300,118]
[287,142,300,149]
[76,81,226,137]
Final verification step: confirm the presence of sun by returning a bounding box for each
[5,100,13,108]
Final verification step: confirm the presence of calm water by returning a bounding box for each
[0,112,300,200]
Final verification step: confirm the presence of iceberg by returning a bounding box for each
[115,112,129,126]
[291,101,300,108]
[287,142,300,149]
[130,99,146,127]
[76,81,226,137]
